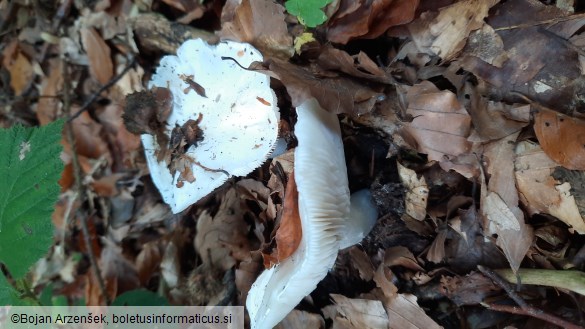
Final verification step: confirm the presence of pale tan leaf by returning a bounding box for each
[515,141,585,234]
[373,265,441,329]
[407,0,500,61]
[398,162,429,221]
[330,294,389,329]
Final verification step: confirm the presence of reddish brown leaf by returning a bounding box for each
[80,27,113,85]
[327,0,419,44]
[263,173,302,268]
[255,58,384,115]
[534,107,585,170]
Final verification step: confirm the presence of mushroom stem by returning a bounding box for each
[246,98,354,329]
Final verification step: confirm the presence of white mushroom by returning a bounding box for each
[246,98,378,329]
[143,39,279,213]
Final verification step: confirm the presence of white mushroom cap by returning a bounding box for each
[143,39,279,213]
[247,98,350,329]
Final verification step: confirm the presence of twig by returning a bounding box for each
[478,265,528,308]
[494,13,585,31]
[68,57,137,121]
[62,61,111,305]
[478,266,583,329]
[482,303,584,329]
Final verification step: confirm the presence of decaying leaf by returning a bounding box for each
[481,133,533,273]
[533,107,585,170]
[515,141,585,234]
[399,81,474,177]
[220,0,293,58]
[460,0,585,113]
[194,188,251,271]
[398,162,428,221]
[373,265,441,329]
[327,0,419,44]
[407,0,500,61]
[439,272,501,306]
[262,173,302,268]
[79,27,113,85]
[2,40,34,96]
[252,57,384,115]
[329,294,389,329]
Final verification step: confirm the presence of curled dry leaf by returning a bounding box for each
[326,0,419,44]
[533,107,585,170]
[397,162,429,221]
[515,141,585,234]
[407,0,499,61]
[262,173,302,268]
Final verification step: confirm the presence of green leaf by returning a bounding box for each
[112,289,169,306]
[285,0,333,27]
[0,271,18,305]
[0,120,64,279]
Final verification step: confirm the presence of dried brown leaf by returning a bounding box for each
[515,141,585,234]
[252,58,383,115]
[2,41,34,96]
[481,134,533,272]
[533,107,585,170]
[194,188,251,271]
[219,0,293,58]
[329,294,389,329]
[277,310,325,329]
[263,173,302,267]
[80,27,113,85]
[407,0,499,61]
[439,272,501,306]
[373,266,441,329]
[400,81,473,176]
[398,162,429,221]
[384,246,424,272]
[327,0,419,44]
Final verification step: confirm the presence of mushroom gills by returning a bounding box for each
[246,98,378,329]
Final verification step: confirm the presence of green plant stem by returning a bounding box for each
[495,269,585,296]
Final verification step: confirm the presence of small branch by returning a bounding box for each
[478,265,528,309]
[483,303,584,329]
[494,13,585,31]
[68,57,137,121]
[479,266,584,329]
[62,61,110,305]
[495,268,585,296]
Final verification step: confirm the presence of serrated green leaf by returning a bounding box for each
[0,271,18,305]
[285,0,333,28]
[0,120,64,279]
